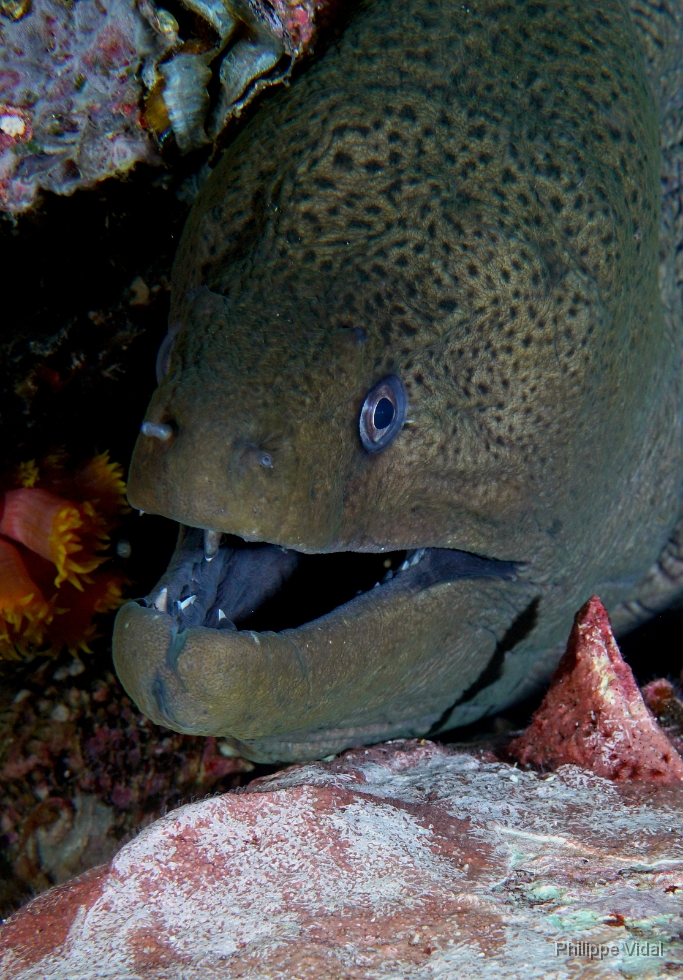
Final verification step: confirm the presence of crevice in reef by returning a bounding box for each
[428,596,541,736]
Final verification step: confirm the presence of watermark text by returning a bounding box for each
[555,940,664,961]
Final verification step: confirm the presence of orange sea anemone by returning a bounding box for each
[0,537,53,659]
[0,489,108,590]
[46,568,127,655]
[0,452,129,660]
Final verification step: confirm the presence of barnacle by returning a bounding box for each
[140,0,324,154]
[159,52,214,152]
[210,38,281,139]
[0,453,129,660]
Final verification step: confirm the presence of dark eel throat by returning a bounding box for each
[140,526,520,635]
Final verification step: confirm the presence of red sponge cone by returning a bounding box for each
[508,596,683,782]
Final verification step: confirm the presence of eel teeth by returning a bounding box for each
[217,609,237,630]
[153,587,168,613]
[177,594,197,611]
[204,529,223,561]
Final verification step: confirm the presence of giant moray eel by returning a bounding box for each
[113,0,683,762]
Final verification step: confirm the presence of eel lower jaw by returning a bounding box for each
[112,524,527,760]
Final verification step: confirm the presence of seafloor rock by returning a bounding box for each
[508,596,683,783]
[0,739,682,979]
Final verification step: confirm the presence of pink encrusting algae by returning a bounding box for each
[1,738,682,979]
[0,453,128,659]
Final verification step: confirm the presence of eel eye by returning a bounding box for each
[359,375,407,454]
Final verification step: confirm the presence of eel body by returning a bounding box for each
[113,0,683,762]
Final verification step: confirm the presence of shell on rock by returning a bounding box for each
[181,0,237,44]
[142,0,295,154]
[210,38,282,138]
[159,53,214,152]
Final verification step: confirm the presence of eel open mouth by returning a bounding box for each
[141,526,519,636]
[113,525,531,763]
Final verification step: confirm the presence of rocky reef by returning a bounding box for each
[1,596,681,978]
[0,655,255,912]
[0,0,339,211]
[1,738,681,979]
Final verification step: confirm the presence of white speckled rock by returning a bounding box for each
[1,740,682,979]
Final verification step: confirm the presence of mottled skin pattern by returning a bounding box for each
[113,0,683,762]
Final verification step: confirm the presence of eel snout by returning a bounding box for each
[113,527,538,762]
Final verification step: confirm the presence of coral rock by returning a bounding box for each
[0,0,339,210]
[508,596,683,782]
[1,739,682,978]
[0,0,163,213]
[642,677,683,759]
[0,664,252,906]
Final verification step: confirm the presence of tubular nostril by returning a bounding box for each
[141,421,173,441]
[234,441,276,472]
